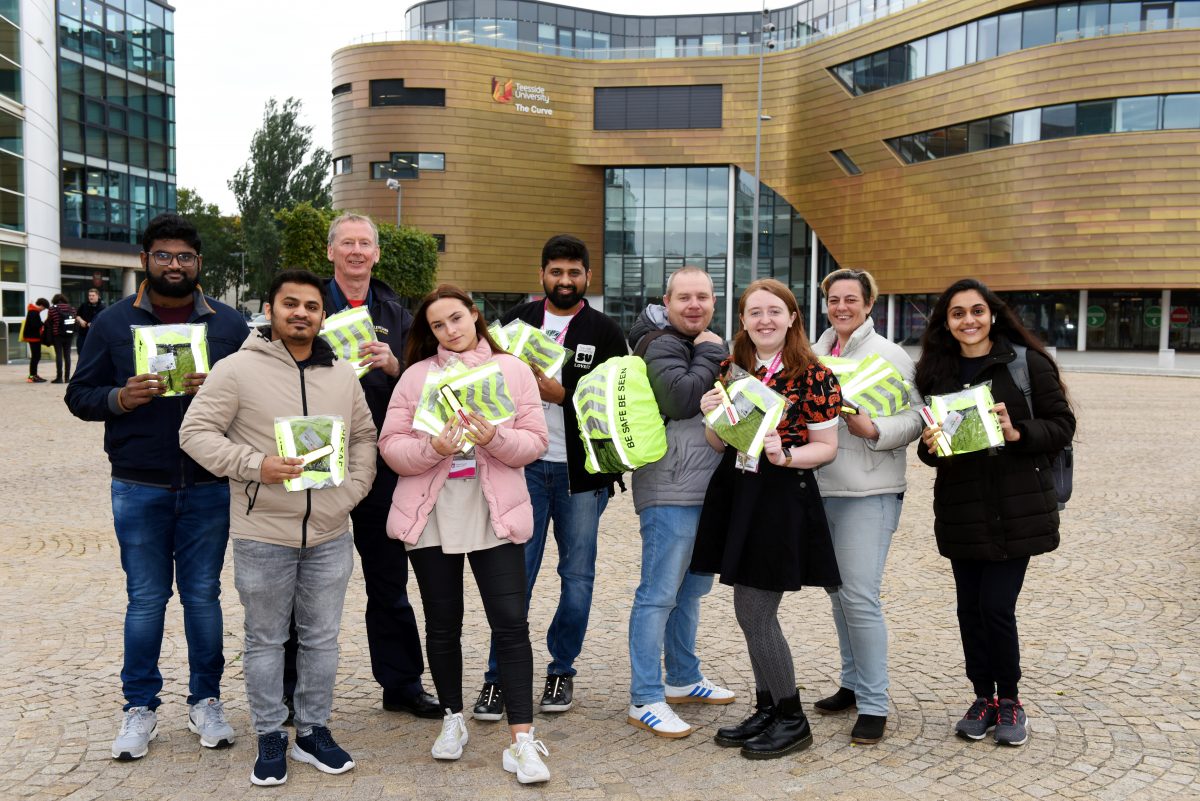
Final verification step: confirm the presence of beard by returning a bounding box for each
[544,284,584,310]
[147,270,199,298]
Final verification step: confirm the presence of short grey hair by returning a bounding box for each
[665,265,714,297]
[327,212,379,248]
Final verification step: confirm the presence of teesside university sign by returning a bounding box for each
[491,77,554,116]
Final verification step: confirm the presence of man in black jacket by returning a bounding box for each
[471,234,627,720]
[76,287,107,354]
[281,212,439,719]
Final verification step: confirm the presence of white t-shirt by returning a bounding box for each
[540,308,576,463]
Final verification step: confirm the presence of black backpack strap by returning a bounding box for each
[632,328,683,359]
[1006,344,1034,417]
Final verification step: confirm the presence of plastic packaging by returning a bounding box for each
[834,352,914,418]
[320,306,377,378]
[274,415,346,491]
[412,358,517,452]
[704,363,791,458]
[923,383,1005,456]
[489,319,571,377]
[132,323,210,397]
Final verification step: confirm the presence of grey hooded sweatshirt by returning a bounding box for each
[627,305,728,513]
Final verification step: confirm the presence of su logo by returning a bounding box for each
[492,78,515,104]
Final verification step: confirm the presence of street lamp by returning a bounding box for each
[385,177,402,226]
[750,7,776,281]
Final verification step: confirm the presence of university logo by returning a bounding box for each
[491,78,515,104]
[575,344,595,367]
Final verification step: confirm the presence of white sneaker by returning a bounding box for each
[188,697,235,748]
[627,701,693,738]
[665,677,736,705]
[502,728,550,784]
[112,706,158,760]
[431,709,468,760]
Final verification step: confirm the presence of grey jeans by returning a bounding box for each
[233,532,353,735]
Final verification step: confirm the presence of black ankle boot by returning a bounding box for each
[741,695,813,759]
[813,686,856,714]
[714,691,776,747]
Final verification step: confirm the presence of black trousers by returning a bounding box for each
[27,342,41,376]
[283,495,425,698]
[53,335,73,380]
[951,556,1030,701]
[408,542,533,725]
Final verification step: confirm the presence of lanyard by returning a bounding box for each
[760,351,783,385]
[543,299,576,345]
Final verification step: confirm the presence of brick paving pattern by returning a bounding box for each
[0,364,1197,800]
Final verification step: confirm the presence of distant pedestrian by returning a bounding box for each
[76,287,107,355]
[45,293,77,383]
[20,298,48,383]
[915,278,1075,748]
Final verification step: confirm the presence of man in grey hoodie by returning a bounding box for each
[625,266,736,738]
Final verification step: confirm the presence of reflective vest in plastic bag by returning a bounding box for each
[320,306,377,378]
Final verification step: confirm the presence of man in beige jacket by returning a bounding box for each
[180,269,376,786]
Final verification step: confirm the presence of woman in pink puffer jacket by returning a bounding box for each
[379,284,552,784]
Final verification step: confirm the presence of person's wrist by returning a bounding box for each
[116,387,132,412]
[783,447,792,467]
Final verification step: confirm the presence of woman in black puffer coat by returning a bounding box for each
[915,278,1074,749]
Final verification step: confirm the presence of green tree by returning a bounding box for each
[177,187,244,301]
[276,202,335,274]
[275,203,439,300]
[229,97,331,296]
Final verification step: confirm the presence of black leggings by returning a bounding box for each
[53,335,73,380]
[408,542,533,725]
[28,342,41,377]
[951,557,1030,701]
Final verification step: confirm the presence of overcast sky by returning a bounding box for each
[174,0,766,215]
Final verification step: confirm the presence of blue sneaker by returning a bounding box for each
[292,726,355,774]
[994,699,1029,746]
[251,731,288,786]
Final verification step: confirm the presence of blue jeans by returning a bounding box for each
[628,505,712,706]
[485,460,609,682]
[822,494,902,717]
[111,480,230,711]
[234,533,354,735]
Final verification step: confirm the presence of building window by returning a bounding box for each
[0,8,19,104]
[369,79,446,107]
[829,149,862,175]
[594,85,722,130]
[887,93,1200,164]
[431,234,446,252]
[370,153,446,179]
[332,82,352,96]
[831,0,1200,96]
[333,156,352,176]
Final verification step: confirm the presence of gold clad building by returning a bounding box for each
[331,0,1200,351]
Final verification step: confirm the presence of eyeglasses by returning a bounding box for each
[147,250,199,267]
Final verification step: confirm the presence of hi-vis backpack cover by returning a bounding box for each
[572,355,667,474]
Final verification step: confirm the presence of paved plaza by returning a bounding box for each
[1,363,1197,801]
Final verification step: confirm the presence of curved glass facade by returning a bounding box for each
[832,0,1200,96]
[603,166,830,336]
[888,93,1200,164]
[395,0,925,59]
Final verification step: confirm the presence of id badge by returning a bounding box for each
[735,451,760,473]
[448,457,477,480]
